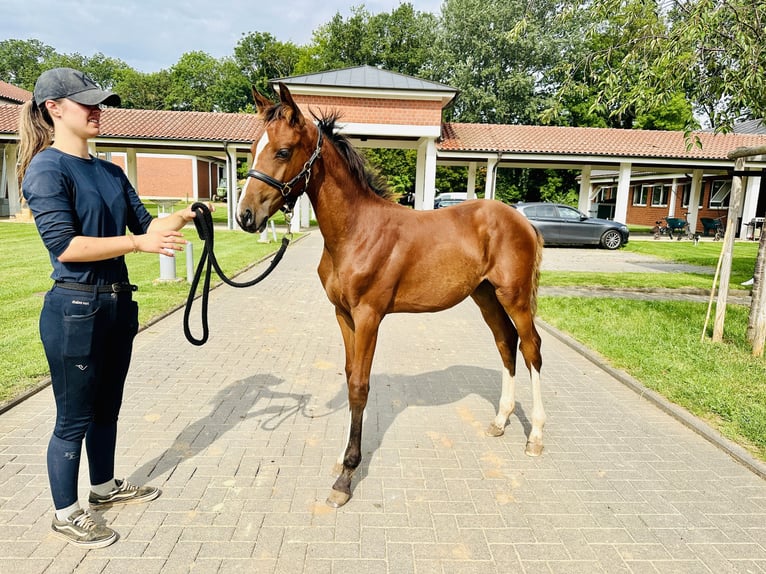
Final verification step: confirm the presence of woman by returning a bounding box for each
[19,68,204,548]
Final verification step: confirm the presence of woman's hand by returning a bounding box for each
[135,229,187,257]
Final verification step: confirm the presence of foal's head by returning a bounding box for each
[237,83,394,233]
[237,83,321,233]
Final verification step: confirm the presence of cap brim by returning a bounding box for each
[68,88,121,107]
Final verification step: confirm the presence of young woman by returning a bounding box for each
[18,68,205,548]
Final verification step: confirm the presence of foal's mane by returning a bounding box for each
[261,102,394,201]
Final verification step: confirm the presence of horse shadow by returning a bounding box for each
[319,364,534,491]
[129,373,311,484]
[128,364,534,500]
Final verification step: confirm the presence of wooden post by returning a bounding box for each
[748,226,766,356]
[725,145,766,354]
[712,156,745,342]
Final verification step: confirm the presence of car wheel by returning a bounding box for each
[600,229,623,250]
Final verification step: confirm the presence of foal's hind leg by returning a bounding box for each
[471,283,519,438]
[495,289,545,457]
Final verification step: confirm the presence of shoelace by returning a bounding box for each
[115,479,135,493]
[71,511,96,530]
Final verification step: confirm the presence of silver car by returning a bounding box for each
[512,202,629,250]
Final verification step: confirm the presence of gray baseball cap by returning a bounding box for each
[33,67,121,107]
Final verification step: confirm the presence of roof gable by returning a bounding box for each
[274,65,457,94]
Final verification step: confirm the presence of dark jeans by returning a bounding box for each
[41,284,139,509]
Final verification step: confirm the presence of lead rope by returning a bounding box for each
[183,202,290,346]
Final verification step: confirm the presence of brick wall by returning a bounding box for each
[292,95,443,126]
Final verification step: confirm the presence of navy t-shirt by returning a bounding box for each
[22,147,154,284]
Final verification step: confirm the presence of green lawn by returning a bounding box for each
[537,240,764,461]
[0,214,295,406]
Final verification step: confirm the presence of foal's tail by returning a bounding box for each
[529,227,544,317]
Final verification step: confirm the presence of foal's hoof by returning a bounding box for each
[326,488,351,508]
[525,441,543,457]
[485,423,505,437]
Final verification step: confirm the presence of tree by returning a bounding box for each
[234,32,302,95]
[551,0,765,132]
[165,51,250,112]
[114,69,173,110]
[0,39,55,90]
[428,0,561,125]
[303,3,438,75]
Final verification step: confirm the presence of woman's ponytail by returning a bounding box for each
[17,100,53,185]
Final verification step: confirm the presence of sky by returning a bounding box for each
[2,0,444,73]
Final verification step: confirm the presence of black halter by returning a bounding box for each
[246,129,323,213]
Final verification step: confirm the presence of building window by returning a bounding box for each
[633,185,649,206]
[680,182,703,208]
[651,184,669,207]
[710,180,731,209]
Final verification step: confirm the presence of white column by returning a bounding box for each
[300,194,311,230]
[741,175,761,238]
[614,162,631,223]
[3,145,21,215]
[669,178,678,217]
[467,162,477,199]
[226,144,238,230]
[484,157,498,201]
[415,137,437,210]
[578,165,591,214]
[690,169,703,220]
[126,149,139,191]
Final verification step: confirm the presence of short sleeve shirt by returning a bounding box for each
[22,147,154,284]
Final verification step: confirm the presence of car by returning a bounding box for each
[511,202,629,249]
[434,192,467,209]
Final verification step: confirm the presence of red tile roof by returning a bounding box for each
[440,123,766,160]
[100,108,263,143]
[2,102,765,163]
[0,81,32,104]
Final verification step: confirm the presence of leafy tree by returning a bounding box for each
[164,51,250,112]
[0,39,55,90]
[114,69,173,110]
[551,0,765,132]
[234,32,302,95]
[304,3,438,75]
[428,0,562,125]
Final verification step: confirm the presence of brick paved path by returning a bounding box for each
[1,231,764,573]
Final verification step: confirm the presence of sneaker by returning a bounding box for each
[51,509,117,548]
[88,479,161,509]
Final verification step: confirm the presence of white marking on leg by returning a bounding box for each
[493,367,516,429]
[336,409,352,470]
[528,367,545,445]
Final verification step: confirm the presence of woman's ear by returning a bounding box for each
[45,100,61,118]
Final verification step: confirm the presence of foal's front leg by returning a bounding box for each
[327,307,381,508]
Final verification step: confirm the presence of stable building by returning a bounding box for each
[1,67,765,237]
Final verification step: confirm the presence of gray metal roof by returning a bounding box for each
[272,65,457,94]
[732,119,766,135]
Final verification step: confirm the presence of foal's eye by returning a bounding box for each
[276,148,291,160]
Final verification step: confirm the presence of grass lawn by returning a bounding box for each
[0,207,296,406]
[537,239,765,461]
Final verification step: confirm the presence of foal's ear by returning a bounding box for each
[252,87,273,115]
[276,82,305,127]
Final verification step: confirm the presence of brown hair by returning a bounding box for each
[17,100,54,185]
